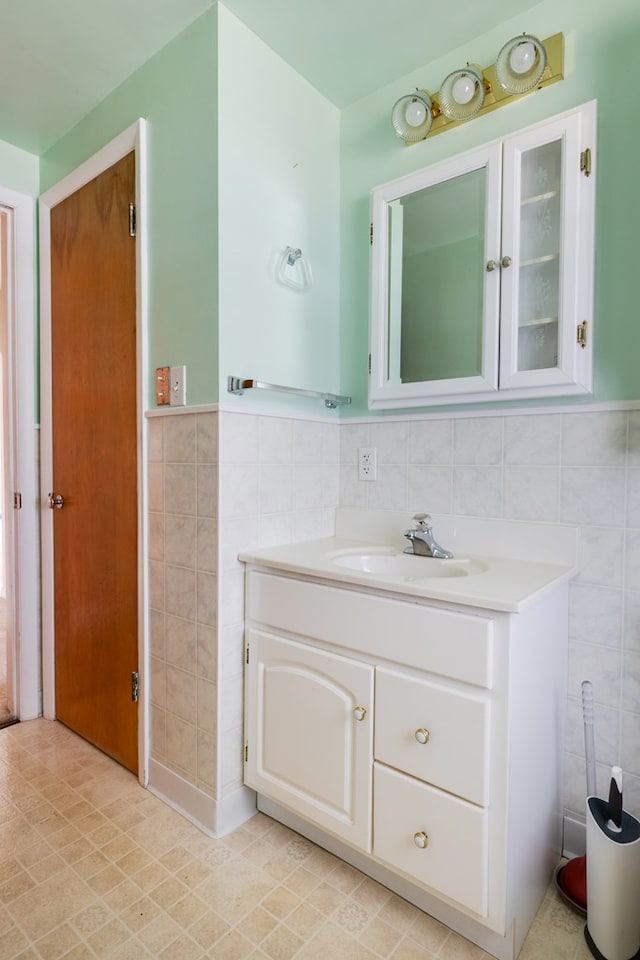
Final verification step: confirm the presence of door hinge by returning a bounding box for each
[13,492,22,510]
[577,321,588,349]
[369,222,373,245]
[131,671,139,702]
[245,645,249,665]
[368,353,372,374]
[128,203,136,237]
[580,148,592,178]
[244,743,248,762]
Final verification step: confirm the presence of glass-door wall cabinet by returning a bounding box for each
[369,100,596,409]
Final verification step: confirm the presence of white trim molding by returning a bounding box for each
[0,185,38,720]
[148,759,257,838]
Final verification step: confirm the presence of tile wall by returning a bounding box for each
[147,412,219,795]
[148,406,640,836]
[216,411,341,801]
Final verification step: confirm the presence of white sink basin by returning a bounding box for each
[332,550,486,580]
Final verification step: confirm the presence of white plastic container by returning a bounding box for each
[585,796,640,960]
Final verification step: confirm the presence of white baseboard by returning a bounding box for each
[148,759,257,838]
[563,814,586,859]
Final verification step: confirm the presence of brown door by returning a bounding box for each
[50,152,138,773]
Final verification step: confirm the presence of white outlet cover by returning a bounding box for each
[358,446,377,481]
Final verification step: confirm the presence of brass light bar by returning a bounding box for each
[414,33,564,143]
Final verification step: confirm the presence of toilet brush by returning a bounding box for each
[556,679,596,913]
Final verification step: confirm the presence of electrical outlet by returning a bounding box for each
[169,365,186,406]
[358,447,377,481]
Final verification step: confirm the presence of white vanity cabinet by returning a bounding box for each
[243,563,569,960]
[369,99,596,408]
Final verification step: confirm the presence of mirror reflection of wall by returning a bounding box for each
[391,168,486,384]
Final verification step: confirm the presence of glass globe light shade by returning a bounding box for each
[495,34,547,94]
[391,91,433,142]
[438,66,485,121]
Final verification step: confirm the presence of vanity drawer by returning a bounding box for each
[373,763,488,917]
[247,570,493,687]
[375,668,490,806]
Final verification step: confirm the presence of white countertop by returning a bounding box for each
[238,535,576,613]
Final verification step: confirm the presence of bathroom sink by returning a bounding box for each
[331,551,486,580]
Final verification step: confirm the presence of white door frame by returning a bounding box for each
[0,186,38,721]
[39,120,149,783]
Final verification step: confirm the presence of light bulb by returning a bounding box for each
[452,74,476,105]
[405,98,427,127]
[509,40,536,75]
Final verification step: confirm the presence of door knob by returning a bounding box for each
[47,493,65,510]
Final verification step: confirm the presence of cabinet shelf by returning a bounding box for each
[519,316,558,329]
[519,253,559,269]
[520,189,559,207]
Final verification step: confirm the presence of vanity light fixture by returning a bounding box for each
[391,32,563,144]
[391,90,433,142]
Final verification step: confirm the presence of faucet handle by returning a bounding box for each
[412,512,432,529]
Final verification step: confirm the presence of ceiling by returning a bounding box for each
[1,0,540,155]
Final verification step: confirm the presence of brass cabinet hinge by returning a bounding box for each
[577,321,588,348]
[131,671,139,702]
[368,353,372,374]
[580,148,592,178]
[13,492,22,510]
[244,744,248,762]
[245,646,249,665]
[369,222,373,245]
[129,203,136,237]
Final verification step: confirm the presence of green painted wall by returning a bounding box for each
[40,9,219,408]
[217,6,341,418]
[0,138,39,197]
[340,0,640,414]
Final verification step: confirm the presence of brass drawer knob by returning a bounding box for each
[414,727,430,744]
[353,706,367,721]
[413,831,429,849]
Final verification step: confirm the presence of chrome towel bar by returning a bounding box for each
[227,376,351,410]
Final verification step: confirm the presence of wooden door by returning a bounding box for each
[50,153,138,773]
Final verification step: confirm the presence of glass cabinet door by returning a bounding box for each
[498,106,593,392]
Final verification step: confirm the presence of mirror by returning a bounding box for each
[390,168,486,385]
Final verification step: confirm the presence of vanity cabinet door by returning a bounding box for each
[245,630,374,852]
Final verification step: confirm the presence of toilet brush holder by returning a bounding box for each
[585,796,640,960]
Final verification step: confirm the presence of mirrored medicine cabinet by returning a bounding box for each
[368,100,596,409]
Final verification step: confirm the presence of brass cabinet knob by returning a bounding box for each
[501,255,512,268]
[486,259,498,272]
[414,727,430,744]
[353,706,367,721]
[413,831,429,849]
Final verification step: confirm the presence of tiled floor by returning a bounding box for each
[1,720,591,960]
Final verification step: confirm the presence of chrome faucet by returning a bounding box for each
[403,513,453,559]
